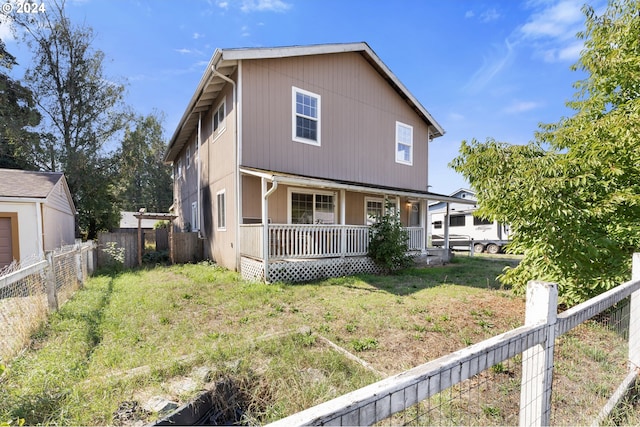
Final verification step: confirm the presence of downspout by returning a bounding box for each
[212,67,240,271]
[197,112,203,238]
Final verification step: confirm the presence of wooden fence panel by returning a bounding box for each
[97,231,138,269]
[172,232,203,264]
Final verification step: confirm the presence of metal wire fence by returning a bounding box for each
[0,242,96,362]
[268,255,640,427]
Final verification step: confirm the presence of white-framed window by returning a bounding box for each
[186,145,191,169]
[292,86,321,146]
[395,121,413,165]
[213,99,226,139]
[191,201,199,231]
[288,188,336,224]
[216,189,226,231]
[176,158,183,180]
[365,197,384,225]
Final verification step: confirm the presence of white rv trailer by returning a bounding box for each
[430,208,511,253]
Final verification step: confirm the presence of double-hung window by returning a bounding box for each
[365,198,384,225]
[395,121,413,165]
[191,201,199,231]
[213,99,226,139]
[292,87,321,145]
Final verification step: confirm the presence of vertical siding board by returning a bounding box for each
[241,52,429,191]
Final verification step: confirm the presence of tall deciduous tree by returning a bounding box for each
[450,0,640,305]
[116,112,173,213]
[0,39,41,170]
[18,1,130,238]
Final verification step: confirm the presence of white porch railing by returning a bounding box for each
[240,224,424,260]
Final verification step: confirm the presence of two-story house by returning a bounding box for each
[164,42,471,282]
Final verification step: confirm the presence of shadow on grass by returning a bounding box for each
[300,256,519,296]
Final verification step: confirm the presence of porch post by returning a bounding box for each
[444,202,450,252]
[420,199,427,254]
[261,178,269,282]
[340,189,346,258]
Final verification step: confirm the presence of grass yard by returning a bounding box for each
[0,255,636,425]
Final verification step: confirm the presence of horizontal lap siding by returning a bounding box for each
[241,53,429,192]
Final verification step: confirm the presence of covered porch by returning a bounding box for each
[238,167,472,282]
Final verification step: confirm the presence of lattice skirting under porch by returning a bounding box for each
[240,256,385,283]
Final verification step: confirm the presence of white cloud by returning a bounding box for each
[193,32,204,39]
[517,0,591,62]
[240,0,291,13]
[480,8,500,23]
[175,48,192,54]
[0,13,15,41]
[464,10,475,19]
[217,1,229,9]
[503,101,541,114]
[463,39,515,93]
[241,25,250,37]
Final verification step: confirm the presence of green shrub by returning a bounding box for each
[368,207,413,273]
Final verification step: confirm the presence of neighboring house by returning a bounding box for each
[164,42,472,282]
[429,189,511,253]
[0,169,76,268]
[119,211,160,231]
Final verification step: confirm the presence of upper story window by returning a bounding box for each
[395,121,413,165]
[213,99,226,138]
[292,87,321,146]
[186,145,191,169]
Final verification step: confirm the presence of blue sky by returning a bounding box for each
[1,0,602,195]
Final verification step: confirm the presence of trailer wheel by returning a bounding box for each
[487,244,500,254]
[473,243,485,254]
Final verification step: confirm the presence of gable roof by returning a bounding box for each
[164,42,445,163]
[0,169,64,198]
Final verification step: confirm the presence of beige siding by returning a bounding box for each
[241,52,430,191]
[174,79,238,270]
[43,179,75,250]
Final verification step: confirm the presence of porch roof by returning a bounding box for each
[240,167,476,205]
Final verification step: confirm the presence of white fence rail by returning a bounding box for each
[268,254,640,426]
[240,224,424,260]
[0,242,97,362]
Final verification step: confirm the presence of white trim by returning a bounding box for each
[287,187,337,224]
[216,189,227,231]
[292,86,321,146]
[395,121,413,166]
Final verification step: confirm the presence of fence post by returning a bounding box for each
[75,243,84,288]
[519,280,558,427]
[629,253,640,370]
[45,251,58,311]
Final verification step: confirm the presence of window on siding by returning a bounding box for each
[290,191,335,224]
[186,146,191,169]
[433,220,443,230]
[213,100,226,136]
[449,215,465,227]
[473,216,492,226]
[176,158,183,180]
[191,201,199,231]
[395,122,413,165]
[292,87,320,145]
[217,190,226,230]
[365,198,384,225]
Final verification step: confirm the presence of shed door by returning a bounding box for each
[0,217,13,268]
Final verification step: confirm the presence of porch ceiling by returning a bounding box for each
[240,167,476,205]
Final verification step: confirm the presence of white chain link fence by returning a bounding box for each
[0,241,96,362]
